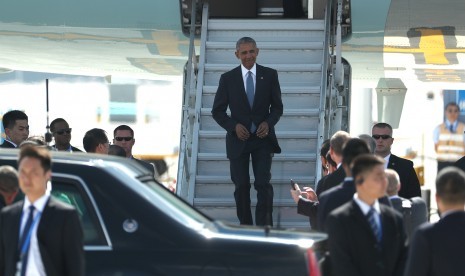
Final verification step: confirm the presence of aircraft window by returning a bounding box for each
[51,178,108,246]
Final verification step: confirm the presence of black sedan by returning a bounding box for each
[0,149,325,275]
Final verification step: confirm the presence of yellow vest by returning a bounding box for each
[437,122,465,161]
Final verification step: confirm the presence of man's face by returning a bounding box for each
[52,121,71,147]
[18,157,50,201]
[445,105,459,123]
[5,119,29,146]
[357,164,388,200]
[113,130,134,157]
[235,43,259,70]
[372,127,394,157]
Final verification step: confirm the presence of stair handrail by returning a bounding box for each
[177,0,200,198]
[334,0,344,88]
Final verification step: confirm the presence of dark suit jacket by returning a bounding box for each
[404,211,465,276]
[318,179,354,232]
[211,64,283,159]
[318,180,392,232]
[327,200,407,276]
[389,196,428,241]
[133,157,155,175]
[0,141,15,149]
[315,166,345,196]
[454,156,465,172]
[0,197,84,276]
[388,154,421,198]
[297,197,319,230]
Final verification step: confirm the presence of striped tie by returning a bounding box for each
[367,207,381,243]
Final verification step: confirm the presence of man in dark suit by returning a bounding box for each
[211,37,283,226]
[83,128,110,154]
[315,131,350,196]
[317,138,370,232]
[0,146,84,276]
[372,122,421,198]
[0,110,29,148]
[113,125,156,176]
[327,154,407,276]
[50,118,82,152]
[404,167,465,276]
[385,169,427,241]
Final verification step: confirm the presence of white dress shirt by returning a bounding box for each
[20,194,50,276]
[241,64,256,95]
[353,193,382,231]
[383,154,391,169]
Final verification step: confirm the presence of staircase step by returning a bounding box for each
[203,85,321,94]
[197,152,316,161]
[197,206,312,231]
[204,70,322,87]
[207,19,325,31]
[198,133,318,154]
[194,198,299,207]
[204,63,322,72]
[206,41,324,50]
[195,175,315,184]
[199,130,317,138]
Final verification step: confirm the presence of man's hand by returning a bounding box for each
[256,121,269,139]
[302,186,318,201]
[290,182,306,203]
[235,123,250,141]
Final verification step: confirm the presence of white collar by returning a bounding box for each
[353,193,381,215]
[23,193,50,213]
[241,64,256,77]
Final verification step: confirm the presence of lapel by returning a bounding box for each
[37,197,54,245]
[388,154,397,169]
[350,200,379,243]
[10,203,23,249]
[234,66,253,110]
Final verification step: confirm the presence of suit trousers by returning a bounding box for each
[230,135,274,226]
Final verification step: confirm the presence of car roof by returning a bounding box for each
[0,148,150,177]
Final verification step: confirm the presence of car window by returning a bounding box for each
[51,177,108,246]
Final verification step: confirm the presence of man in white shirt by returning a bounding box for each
[433,102,465,172]
[327,154,407,276]
[0,146,84,276]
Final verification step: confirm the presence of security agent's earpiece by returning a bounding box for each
[355,177,364,185]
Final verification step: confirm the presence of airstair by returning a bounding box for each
[178,0,349,230]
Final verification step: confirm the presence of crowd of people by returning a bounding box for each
[290,125,465,276]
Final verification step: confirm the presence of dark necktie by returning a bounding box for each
[367,207,381,243]
[449,124,454,133]
[246,71,256,133]
[19,205,35,276]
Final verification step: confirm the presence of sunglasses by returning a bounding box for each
[55,128,72,135]
[115,136,133,142]
[372,134,391,140]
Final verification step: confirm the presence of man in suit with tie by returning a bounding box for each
[0,146,84,276]
[372,122,421,198]
[211,37,283,226]
[0,110,29,149]
[50,118,82,152]
[404,166,465,276]
[327,154,407,276]
[113,125,156,176]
